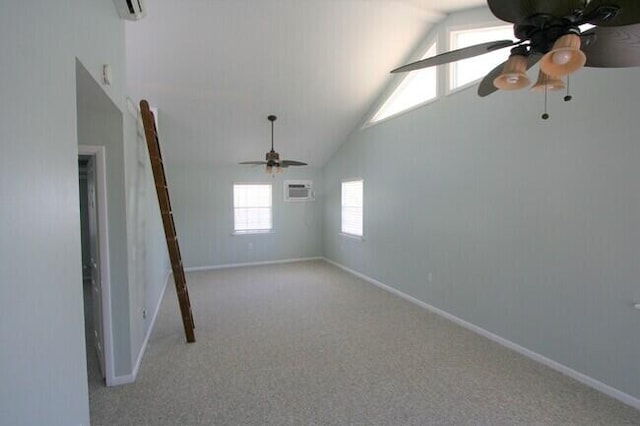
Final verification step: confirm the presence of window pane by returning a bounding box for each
[341,180,363,236]
[371,42,437,122]
[234,184,272,208]
[233,184,272,232]
[449,25,513,90]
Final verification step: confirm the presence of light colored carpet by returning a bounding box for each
[88,260,640,425]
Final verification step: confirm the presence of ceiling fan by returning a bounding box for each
[391,0,640,111]
[239,115,307,173]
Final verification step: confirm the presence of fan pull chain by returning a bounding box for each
[541,74,550,120]
[564,75,572,102]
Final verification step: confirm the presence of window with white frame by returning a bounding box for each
[370,42,438,123]
[233,184,272,233]
[449,25,513,91]
[341,179,363,237]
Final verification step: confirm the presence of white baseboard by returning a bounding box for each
[185,256,323,272]
[108,269,171,387]
[322,257,640,411]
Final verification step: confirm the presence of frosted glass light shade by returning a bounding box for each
[493,54,531,90]
[531,70,566,92]
[540,34,586,77]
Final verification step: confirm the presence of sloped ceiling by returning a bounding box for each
[125,0,485,167]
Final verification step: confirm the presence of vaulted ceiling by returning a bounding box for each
[125,0,485,167]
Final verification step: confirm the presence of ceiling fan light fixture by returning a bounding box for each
[493,54,531,90]
[540,33,586,77]
[265,164,283,174]
[531,70,566,92]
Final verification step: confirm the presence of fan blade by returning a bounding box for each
[487,0,586,24]
[239,161,267,165]
[391,40,516,73]
[477,53,542,97]
[280,160,308,167]
[582,24,640,67]
[584,0,640,27]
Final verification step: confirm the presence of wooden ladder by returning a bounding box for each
[139,100,196,343]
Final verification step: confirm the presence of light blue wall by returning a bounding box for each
[1,1,170,422]
[167,164,323,268]
[323,10,640,401]
[0,1,124,424]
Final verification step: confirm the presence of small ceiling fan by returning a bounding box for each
[391,0,640,104]
[240,115,308,173]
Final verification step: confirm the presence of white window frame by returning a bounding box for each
[341,178,364,238]
[447,23,513,94]
[232,183,273,234]
[368,40,438,125]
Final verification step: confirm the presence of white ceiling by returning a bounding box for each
[125,0,485,167]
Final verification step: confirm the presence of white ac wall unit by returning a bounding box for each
[284,180,314,202]
[113,0,146,21]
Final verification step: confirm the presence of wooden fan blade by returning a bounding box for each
[582,24,640,67]
[584,1,640,27]
[239,161,267,165]
[391,40,516,73]
[280,160,308,167]
[487,0,586,24]
[477,53,541,97]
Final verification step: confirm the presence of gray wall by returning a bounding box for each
[167,164,323,268]
[0,1,124,424]
[323,11,640,401]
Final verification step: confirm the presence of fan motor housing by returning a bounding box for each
[266,150,280,164]
[515,15,577,54]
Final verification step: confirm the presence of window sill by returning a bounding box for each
[339,232,365,241]
[231,230,274,236]
[446,78,481,97]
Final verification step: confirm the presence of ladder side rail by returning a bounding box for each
[139,99,196,343]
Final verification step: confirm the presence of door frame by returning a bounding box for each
[78,144,114,384]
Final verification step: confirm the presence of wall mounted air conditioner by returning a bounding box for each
[113,0,146,21]
[284,180,314,202]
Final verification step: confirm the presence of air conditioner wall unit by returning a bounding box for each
[284,180,314,202]
[113,0,146,21]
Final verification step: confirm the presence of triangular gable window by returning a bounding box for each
[370,42,437,123]
[448,25,513,91]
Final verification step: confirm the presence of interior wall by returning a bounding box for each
[75,22,170,389]
[76,61,132,378]
[0,1,124,424]
[167,164,323,268]
[323,11,640,401]
[123,107,171,368]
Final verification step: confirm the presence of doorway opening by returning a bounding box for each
[78,146,112,387]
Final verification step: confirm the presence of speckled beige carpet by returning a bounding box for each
[88,260,640,425]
